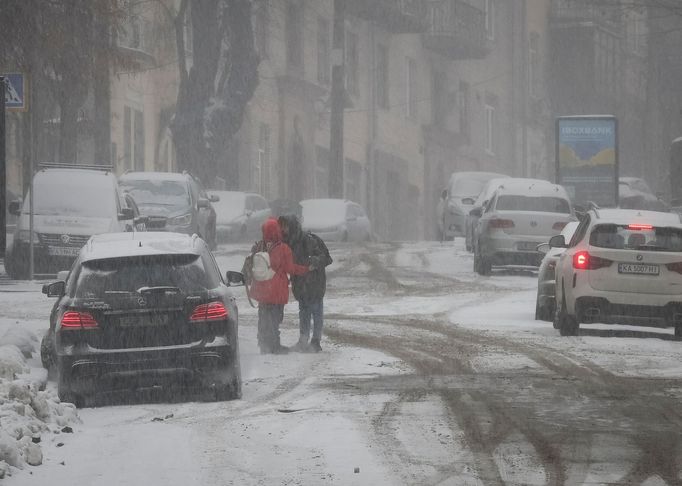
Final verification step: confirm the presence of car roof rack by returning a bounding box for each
[39,162,113,173]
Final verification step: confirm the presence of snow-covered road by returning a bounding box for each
[3,241,682,485]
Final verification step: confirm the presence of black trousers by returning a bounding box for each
[257,303,284,352]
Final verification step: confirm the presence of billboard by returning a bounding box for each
[556,116,618,208]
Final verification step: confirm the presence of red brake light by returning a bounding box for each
[666,262,682,275]
[628,224,653,230]
[60,311,99,329]
[573,251,612,270]
[489,219,515,229]
[190,302,228,322]
[553,222,568,231]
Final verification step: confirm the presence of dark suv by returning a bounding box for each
[40,232,242,406]
[119,172,218,249]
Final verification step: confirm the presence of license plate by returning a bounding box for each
[47,246,81,257]
[118,314,170,327]
[618,263,659,275]
[517,241,538,251]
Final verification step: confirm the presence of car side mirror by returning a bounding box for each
[57,270,70,282]
[118,207,135,220]
[548,235,567,249]
[197,198,210,209]
[441,189,448,200]
[469,207,482,218]
[8,200,21,216]
[42,281,66,297]
[462,197,476,205]
[209,194,220,203]
[226,271,245,287]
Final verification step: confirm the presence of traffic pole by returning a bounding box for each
[328,0,345,198]
[0,76,6,259]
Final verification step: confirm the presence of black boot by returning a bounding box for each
[309,338,322,353]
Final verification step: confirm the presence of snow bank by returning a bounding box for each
[0,326,79,479]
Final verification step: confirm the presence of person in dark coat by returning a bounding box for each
[250,218,310,354]
[279,215,333,352]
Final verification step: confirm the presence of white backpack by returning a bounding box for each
[251,251,275,281]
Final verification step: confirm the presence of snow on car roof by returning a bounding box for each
[120,171,188,182]
[448,171,508,182]
[495,178,567,197]
[593,208,682,227]
[35,168,117,185]
[82,232,201,262]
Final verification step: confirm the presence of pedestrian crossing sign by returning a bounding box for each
[2,73,27,112]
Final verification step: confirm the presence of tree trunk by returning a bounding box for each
[93,8,111,166]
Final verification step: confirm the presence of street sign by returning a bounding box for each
[2,73,27,112]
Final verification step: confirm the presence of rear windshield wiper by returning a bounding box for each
[634,244,666,252]
[137,286,182,295]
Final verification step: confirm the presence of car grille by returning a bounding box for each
[39,233,90,247]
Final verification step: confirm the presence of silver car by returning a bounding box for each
[437,171,507,240]
[535,221,579,321]
[208,191,271,242]
[465,177,511,252]
[473,179,576,275]
[301,199,372,242]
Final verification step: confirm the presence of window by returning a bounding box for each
[123,106,144,171]
[345,31,359,95]
[432,70,448,127]
[254,0,269,59]
[458,81,470,141]
[529,32,541,98]
[286,2,303,72]
[376,43,389,109]
[484,104,496,154]
[405,57,417,119]
[485,0,495,40]
[317,17,329,85]
[257,123,270,195]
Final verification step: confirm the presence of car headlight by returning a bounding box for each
[18,230,40,243]
[168,213,192,226]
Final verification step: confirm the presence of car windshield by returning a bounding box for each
[23,180,115,218]
[74,254,213,299]
[120,179,190,207]
[589,224,682,251]
[496,195,571,213]
[450,175,499,199]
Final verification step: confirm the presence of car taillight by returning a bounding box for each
[573,251,612,270]
[489,219,515,229]
[628,224,653,230]
[666,262,682,275]
[60,311,99,329]
[190,302,228,322]
[553,222,568,231]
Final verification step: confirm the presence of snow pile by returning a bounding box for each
[0,325,79,479]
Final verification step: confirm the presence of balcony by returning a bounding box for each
[422,0,488,60]
[345,0,428,34]
[115,18,155,68]
[550,0,622,34]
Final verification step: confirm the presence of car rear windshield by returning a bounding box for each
[120,179,190,207]
[74,254,217,298]
[496,195,570,214]
[589,224,682,251]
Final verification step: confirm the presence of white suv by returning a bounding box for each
[552,208,682,337]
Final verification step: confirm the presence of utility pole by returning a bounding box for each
[0,77,6,258]
[329,0,345,198]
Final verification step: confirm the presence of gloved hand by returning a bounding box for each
[308,256,322,270]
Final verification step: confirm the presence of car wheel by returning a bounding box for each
[535,296,554,322]
[479,257,491,276]
[558,312,579,336]
[40,333,54,371]
[675,324,682,338]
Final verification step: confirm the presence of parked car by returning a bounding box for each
[552,208,682,337]
[5,165,140,279]
[119,172,218,249]
[473,179,575,275]
[619,177,667,211]
[437,171,507,240]
[40,231,243,406]
[465,176,511,252]
[300,199,371,242]
[535,221,580,321]
[208,191,271,242]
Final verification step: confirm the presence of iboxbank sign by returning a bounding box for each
[556,115,618,208]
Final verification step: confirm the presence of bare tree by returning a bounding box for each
[171,0,259,184]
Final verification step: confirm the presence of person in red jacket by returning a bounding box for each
[250,218,310,354]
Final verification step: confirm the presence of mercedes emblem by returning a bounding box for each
[636,254,643,261]
[138,297,147,307]
[60,234,71,244]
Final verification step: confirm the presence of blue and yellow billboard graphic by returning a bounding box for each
[556,116,618,208]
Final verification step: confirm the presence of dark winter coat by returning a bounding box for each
[249,218,309,305]
[283,216,333,303]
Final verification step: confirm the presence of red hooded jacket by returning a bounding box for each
[249,218,309,304]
